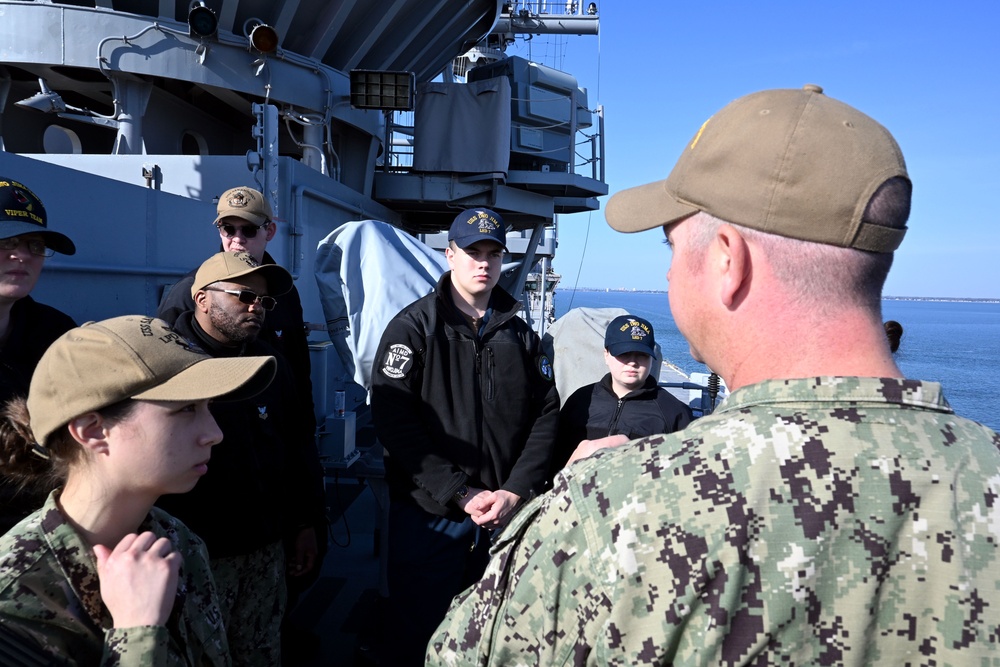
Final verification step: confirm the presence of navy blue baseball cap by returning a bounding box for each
[448,208,508,251]
[605,315,656,357]
[0,177,76,255]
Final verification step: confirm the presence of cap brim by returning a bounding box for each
[221,264,294,297]
[0,223,76,255]
[452,235,508,252]
[606,342,655,357]
[133,355,277,403]
[260,265,294,296]
[197,264,294,297]
[605,179,699,234]
[214,211,269,228]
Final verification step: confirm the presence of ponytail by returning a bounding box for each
[0,397,77,492]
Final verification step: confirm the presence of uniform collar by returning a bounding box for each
[716,376,953,415]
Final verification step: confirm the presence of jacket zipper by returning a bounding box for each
[483,346,496,401]
[607,398,625,436]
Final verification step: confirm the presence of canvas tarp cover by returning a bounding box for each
[315,220,447,392]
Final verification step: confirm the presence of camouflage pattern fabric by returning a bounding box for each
[429,377,1000,666]
[210,541,285,667]
[0,490,230,666]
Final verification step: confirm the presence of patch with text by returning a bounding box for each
[381,343,414,379]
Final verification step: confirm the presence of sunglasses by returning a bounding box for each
[204,287,277,311]
[0,236,54,257]
[216,222,269,239]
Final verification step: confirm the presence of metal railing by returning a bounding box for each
[383,103,603,180]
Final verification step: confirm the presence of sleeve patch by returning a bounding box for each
[381,343,414,379]
[537,355,554,382]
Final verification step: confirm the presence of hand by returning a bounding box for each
[471,489,522,529]
[566,434,630,466]
[94,532,182,628]
[288,526,319,577]
[457,487,491,519]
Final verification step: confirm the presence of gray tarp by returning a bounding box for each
[315,220,447,392]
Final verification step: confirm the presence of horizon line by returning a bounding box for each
[558,288,1000,303]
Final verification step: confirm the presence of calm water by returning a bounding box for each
[555,291,1000,432]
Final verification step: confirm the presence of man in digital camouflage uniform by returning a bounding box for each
[428,85,1000,665]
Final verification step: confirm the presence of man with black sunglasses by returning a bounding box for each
[158,250,326,667]
[0,177,78,535]
[156,187,324,661]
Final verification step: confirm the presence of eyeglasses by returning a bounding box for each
[0,236,54,257]
[204,287,277,310]
[216,222,269,239]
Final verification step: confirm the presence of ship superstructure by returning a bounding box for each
[0,0,605,373]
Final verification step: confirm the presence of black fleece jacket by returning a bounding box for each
[553,373,694,472]
[0,297,75,534]
[370,273,559,521]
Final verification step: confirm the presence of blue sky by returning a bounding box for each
[505,1,1000,299]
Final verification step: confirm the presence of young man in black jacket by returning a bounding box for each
[371,208,558,665]
[553,315,694,471]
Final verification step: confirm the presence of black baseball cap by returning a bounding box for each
[448,208,508,251]
[605,315,656,357]
[0,177,76,255]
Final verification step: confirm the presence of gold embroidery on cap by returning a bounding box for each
[236,253,260,268]
[228,189,252,208]
[690,117,711,150]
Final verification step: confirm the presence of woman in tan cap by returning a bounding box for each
[0,315,275,666]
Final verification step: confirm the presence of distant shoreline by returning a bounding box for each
[559,288,1000,304]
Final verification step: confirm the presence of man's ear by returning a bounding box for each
[194,289,211,314]
[264,222,277,243]
[66,412,110,455]
[714,224,750,309]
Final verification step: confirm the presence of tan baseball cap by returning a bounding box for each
[606,85,909,252]
[27,316,277,447]
[191,251,293,299]
[214,186,272,227]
